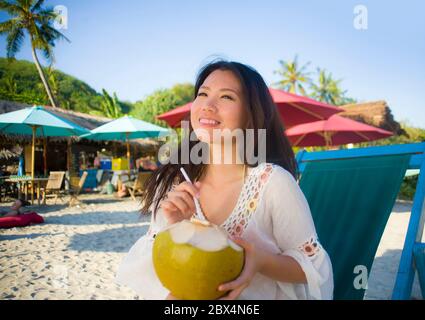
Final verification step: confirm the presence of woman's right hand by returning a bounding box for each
[160,181,201,224]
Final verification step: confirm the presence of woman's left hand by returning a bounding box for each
[217,237,265,300]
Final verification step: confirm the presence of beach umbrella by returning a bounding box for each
[80,115,169,173]
[0,106,90,178]
[157,102,192,128]
[268,88,343,128]
[285,114,393,147]
[157,89,343,128]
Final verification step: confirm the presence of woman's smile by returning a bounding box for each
[199,117,221,128]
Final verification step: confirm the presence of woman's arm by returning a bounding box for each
[218,237,306,300]
[258,249,307,283]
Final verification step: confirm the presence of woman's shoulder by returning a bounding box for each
[249,162,296,184]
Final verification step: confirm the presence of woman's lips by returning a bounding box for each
[199,118,221,127]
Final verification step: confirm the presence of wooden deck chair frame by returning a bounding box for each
[41,171,66,204]
[128,172,152,201]
[296,142,425,300]
[68,171,88,207]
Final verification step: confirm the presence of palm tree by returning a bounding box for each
[0,0,70,108]
[310,68,343,105]
[4,73,18,94]
[101,89,122,118]
[310,68,357,106]
[273,55,311,96]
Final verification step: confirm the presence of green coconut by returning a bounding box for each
[152,218,245,300]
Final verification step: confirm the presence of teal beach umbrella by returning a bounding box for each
[81,115,169,172]
[0,106,90,178]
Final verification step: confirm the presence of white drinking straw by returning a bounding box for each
[179,167,206,220]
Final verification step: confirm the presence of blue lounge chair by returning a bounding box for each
[295,142,425,300]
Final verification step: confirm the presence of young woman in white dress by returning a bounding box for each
[116,60,334,300]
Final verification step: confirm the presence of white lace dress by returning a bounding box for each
[115,163,334,300]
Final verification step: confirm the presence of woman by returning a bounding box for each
[116,60,333,300]
[0,198,31,217]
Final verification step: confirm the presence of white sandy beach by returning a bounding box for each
[0,194,423,300]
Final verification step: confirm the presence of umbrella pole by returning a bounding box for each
[31,125,37,205]
[67,138,72,176]
[126,133,131,177]
[31,126,36,180]
[43,137,47,177]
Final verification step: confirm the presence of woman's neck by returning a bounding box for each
[202,142,246,185]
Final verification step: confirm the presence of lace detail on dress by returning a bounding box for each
[299,237,322,258]
[222,163,274,237]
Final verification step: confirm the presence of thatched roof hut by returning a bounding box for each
[0,100,160,151]
[338,100,406,136]
[0,101,161,174]
[0,99,110,131]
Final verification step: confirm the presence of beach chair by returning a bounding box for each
[68,171,88,207]
[127,172,152,201]
[295,142,425,300]
[40,171,66,204]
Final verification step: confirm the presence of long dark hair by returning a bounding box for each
[141,60,298,215]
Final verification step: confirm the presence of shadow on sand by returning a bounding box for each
[68,225,149,253]
[44,210,149,226]
[365,248,423,300]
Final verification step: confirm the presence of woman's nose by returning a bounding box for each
[201,99,217,113]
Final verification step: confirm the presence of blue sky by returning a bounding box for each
[1,0,424,128]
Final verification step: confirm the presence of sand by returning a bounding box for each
[0,194,423,300]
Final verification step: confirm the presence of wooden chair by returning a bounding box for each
[40,171,66,204]
[68,171,88,207]
[127,172,152,200]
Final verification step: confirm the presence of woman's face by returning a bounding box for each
[191,69,248,144]
[11,200,22,210]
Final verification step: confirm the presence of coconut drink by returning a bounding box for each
[152,218,245,300]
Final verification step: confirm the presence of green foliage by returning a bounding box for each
[131,83,194,126]
[100,88,122,118]
[0,57,107,113]
[310,68,356,106]
[399,175,418,201]
[273,55,311,96]
[273,55,356,105]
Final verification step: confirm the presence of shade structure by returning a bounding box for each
[0,106,90,180]
[285,114,393,147]
[0,105,89,137]
[81,115,169,141]
[157,102,192,128]
[268,88,343,128]
[80,115,170,173]
[157,89,342,128]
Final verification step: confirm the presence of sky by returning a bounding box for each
[1,0,424,128]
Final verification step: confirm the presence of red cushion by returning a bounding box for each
[0,212,44,229]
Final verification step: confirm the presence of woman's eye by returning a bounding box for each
[222,95,233,100]
[197,92,207,97]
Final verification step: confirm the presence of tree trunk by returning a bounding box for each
[30,45,58,108]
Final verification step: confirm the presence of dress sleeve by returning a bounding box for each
[115,203,170,299]
[266,166,334,300]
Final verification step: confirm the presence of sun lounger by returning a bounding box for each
[296,142,425,299]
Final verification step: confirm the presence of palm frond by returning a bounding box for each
[0,18,16,34]
[0,0,25,15]
[41,23,70,43]
[31,0,45,12]
[6,25,25,58]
